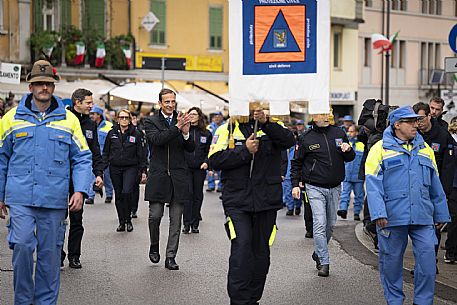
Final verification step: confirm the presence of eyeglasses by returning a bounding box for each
[417,115,429,121]
[32,81,54,87]
[398,119,418,124]
[118,116,130,120]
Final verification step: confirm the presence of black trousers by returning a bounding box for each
[446,188,457,253]
[183,168,206,228]
[110,166,138,224]
[302,192,313,233]
[225,209,277,305]
[61,185,85,262]
[131,178,141,213]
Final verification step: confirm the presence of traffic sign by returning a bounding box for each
[142,12,160,32]
[445,57,457,73]
[449,24,457,53]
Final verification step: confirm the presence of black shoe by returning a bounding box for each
[337,210,347,219]
[60,260,64,270]
[295,207,301,216]
[131,211,138,218]
[216,189,222,193]
[69,257,82,269]
[354,214,361,221]
[318,264,329,277]
[182,225,190,234]
[149,245,160,264]
[126,222,133,232]
[206,188,214,192]
[444,251,456,264]
[191,226,199,234]
[165,257,179,270]
[286,210,294,216]
[105,197,112,204]
[305,231,313,239]
[85,198,94,205]
[312,252,321,270]
[116,224,125,232]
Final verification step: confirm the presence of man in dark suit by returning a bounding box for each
[144,88,194,270]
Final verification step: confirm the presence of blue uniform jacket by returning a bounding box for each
[97,119,113,152]
[344,138,364,182]
[365,126,450,227]
[0,94,93,209]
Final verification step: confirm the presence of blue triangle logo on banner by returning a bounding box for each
[259,10,301,54]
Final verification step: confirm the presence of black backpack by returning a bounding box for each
[358,99,398,133]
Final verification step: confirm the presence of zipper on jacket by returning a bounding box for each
[193,128,196,158]
[167,144,171,176]
[307,159,316,184]
[323,133,333,166]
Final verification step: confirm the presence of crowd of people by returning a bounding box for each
[0,59,456,305]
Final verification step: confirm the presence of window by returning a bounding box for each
[83,0,105,35]
[365,0,372,8]
[42,1,55,31]
[455,0,457,16]
[435,44,441,69]
[391,0,400,10]
[209,7,223,49]
[422,0,442,15]
[364,38,371,67]
[391,0,406,11]
[151,0,166,45]
[391,42,396,68]
[60,0,72,31]
[422,0,428,13]
[333,31,342,69]
[399,41,406,69]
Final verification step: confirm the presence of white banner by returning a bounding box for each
[229,0,330,115]
[0,63,21,85]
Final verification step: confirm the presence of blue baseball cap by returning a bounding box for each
[213,111,223,116]
[342,115,353,121]
[90,105,104,116]
[388,106,421,126]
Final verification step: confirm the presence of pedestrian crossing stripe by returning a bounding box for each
[254,5,305,64]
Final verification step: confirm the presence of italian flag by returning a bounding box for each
[95,43,106,68]
[122,47,131,68]
[371,31,400,54]
[74,41,86,65]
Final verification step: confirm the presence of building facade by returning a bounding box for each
[358,0,457,116]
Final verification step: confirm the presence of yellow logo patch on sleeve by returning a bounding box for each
[15,132,28,138]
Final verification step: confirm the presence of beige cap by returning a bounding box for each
[26,60,60,83]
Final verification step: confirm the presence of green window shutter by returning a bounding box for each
[150,0,166,45]
[33,0,44,31]
[60,0,72,31]
[83,0,105,35]
[209,7,223,49]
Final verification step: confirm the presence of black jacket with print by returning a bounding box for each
[291,125,355,189]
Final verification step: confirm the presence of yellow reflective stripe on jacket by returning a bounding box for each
[208,121,268,158]
[48,110,89,151]
[355,141,364,152]
[302,190,309,203]
[365,141,384,177]
[366,140,439,177]
[419,142,439,174]
[99,121,113,133]
[227,217,236,240]
[269,225,277,246]
[208,122,230,158]
[0,108,36,146]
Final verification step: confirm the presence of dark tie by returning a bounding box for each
[166,117,172,126]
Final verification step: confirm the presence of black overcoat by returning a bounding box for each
[144,110,195,203]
